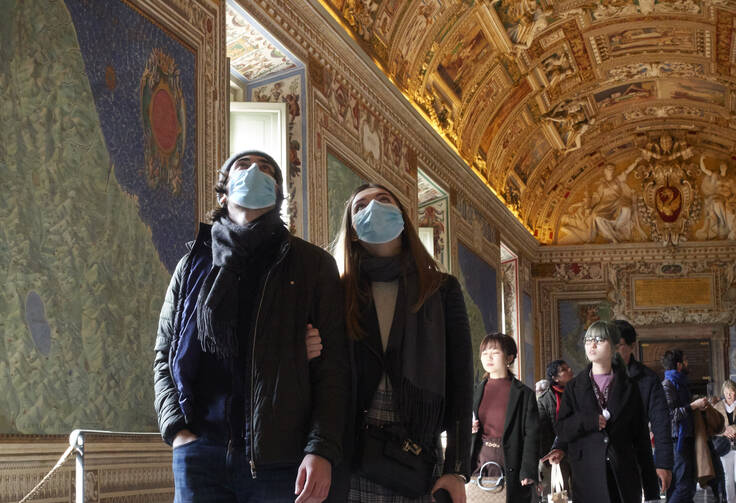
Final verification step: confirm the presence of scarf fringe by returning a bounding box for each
[194,211,286,361]
[196,303,239,360]
[399,378,444,445]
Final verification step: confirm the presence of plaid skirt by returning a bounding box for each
[347,387,439,503]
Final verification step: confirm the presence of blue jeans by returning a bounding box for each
[172,438,297,503]
[668,436,696,503]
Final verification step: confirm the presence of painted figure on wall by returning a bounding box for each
[559,191,596,244]
[592,161,642,242]
[543,99,595,153]
[559,160,642,244]
[437,27,492,99]
[399,0,441,60]
[494,0,551,49]
[541,51,575,88]
[696,155,736,240]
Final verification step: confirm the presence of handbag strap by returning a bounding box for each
[550,463,565,494]
[476,461,505,492]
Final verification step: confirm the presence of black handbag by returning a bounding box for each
[355,423,436,498]
[712,435,731,458]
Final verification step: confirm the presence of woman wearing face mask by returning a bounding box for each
[331,183,474,503]
[555,321,657,503]
[468,332,539,503]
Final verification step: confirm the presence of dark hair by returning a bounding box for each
[546,359,568,383]
[480,332,517,379]
[208,150,284,222]
[661,349,684,371]
[613,319,637,345]
[336,183,443,340]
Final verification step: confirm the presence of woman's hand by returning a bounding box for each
[540,449,565,465]
[471,420,479,434]
[431,474,466,503]
[598,414,607,430]
[305,324,322,360]
[690,397,707,410]
[725,425,736,439]
[520,478,534,486]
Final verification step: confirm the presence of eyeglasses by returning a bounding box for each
[584,336,608,345]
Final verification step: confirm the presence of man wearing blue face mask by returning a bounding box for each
[154,150,349,503]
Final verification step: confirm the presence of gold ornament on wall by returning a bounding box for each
[635,135,701,246]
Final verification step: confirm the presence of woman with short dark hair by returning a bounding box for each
[468,332,539,502]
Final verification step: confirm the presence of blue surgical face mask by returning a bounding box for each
[353,199,405,244]
[228,163,277,209]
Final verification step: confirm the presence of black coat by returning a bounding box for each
[627,356,674,470]
[328,274,474,501]
[471,377,539,503]
[557,364,657,503]
[153,226,350,468]
[352,274,473,477]
[538,386,567,455]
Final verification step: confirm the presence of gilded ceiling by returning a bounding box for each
[320,0,736,246]
[227,4,297,81]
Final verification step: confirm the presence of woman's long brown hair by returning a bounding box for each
[333,183,444,340]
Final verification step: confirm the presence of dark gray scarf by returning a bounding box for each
[360,254,446,444]
[196,209,286,360]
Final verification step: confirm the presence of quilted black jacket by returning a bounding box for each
[153,224,349,471]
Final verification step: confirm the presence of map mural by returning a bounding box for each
[0,0,196,433]
[457,243,498,382]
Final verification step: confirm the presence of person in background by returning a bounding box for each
[537,360,573,498]
[714,380,736,503]
[554,321,657,503]
[470,332,539,503]
[612,319,673,494]
[662,349,710,503]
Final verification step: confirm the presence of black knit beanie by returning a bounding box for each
[220,149,283,186]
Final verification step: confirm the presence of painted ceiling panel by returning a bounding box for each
[226,4,298,81]
[319,0,736,246]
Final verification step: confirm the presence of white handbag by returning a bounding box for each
[547,463,569,503]
[465,461,506,503]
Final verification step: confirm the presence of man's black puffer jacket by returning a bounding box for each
[153,224,349,470]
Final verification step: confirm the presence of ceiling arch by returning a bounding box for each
[320,0,736,245]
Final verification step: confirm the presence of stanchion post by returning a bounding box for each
[75,433,84,503]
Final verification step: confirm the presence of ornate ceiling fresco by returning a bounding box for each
[319,0,736,246]
[226,4,297,81]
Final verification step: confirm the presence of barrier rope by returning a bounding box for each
[18,444,78,503]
